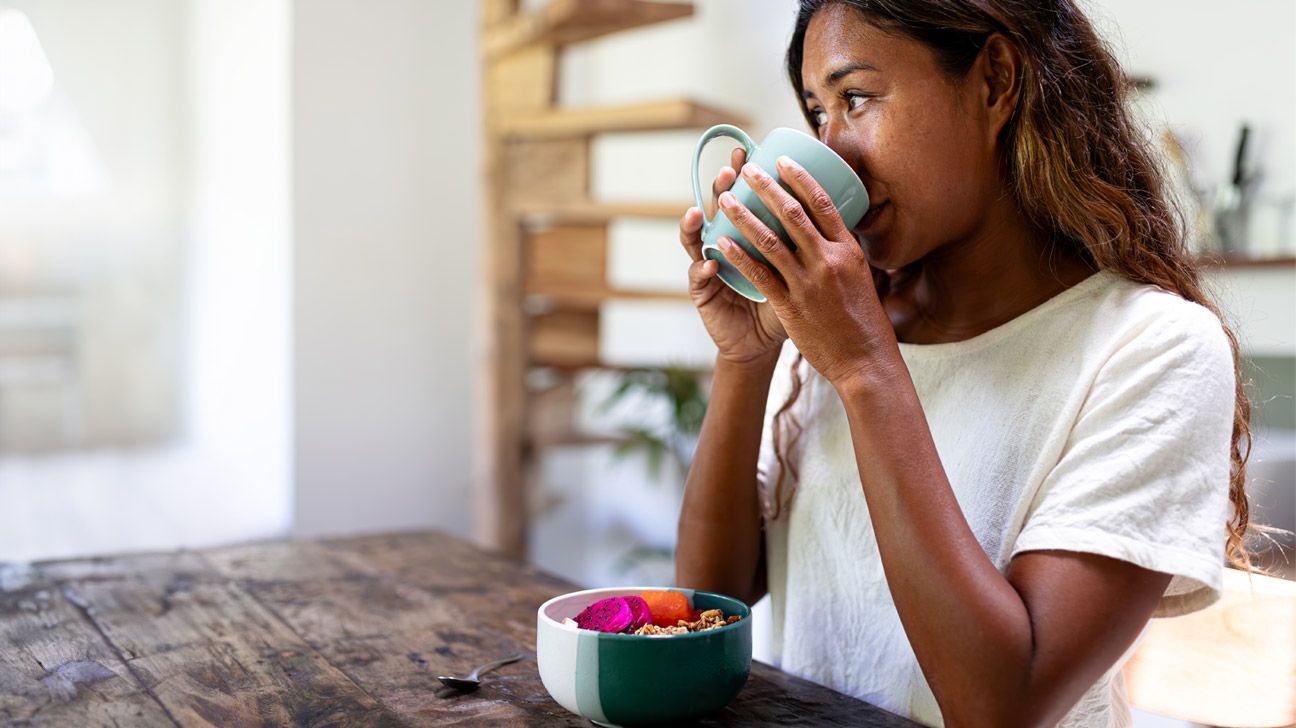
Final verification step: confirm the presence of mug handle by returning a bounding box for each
[691,124,758,228]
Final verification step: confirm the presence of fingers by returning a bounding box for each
[687,257,723,302]
[736,161,833,261]
[705,147,746,219]
[717,187,801,274]
[719,235,787,304]
[772,156,854,241]
[709,166,737,219]
[730,146,747,175]
[679,206,704,262]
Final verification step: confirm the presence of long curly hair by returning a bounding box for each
[770,0,1255,569]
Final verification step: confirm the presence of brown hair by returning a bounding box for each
[772,0,1255,569]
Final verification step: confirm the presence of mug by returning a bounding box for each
[690,124,869,302]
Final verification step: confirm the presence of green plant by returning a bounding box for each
[599,367,707,482]
[599,367,709,586]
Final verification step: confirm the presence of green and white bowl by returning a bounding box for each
[536,586,752,727]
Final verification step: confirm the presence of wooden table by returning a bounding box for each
[1,530,919,726]
[1123,567,1296,727]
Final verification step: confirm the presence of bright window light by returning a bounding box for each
[0,8,55,114]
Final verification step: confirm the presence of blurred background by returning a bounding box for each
[0,1,1292,725]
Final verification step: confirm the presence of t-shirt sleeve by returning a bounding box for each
[1010,302,1236,617]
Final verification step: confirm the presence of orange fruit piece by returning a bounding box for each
[640,590,692,627]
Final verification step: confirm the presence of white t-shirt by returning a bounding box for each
[758,271,1235,727]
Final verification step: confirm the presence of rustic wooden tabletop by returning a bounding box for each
[0,530,919,726]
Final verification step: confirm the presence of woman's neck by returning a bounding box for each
[885,196,1094,345]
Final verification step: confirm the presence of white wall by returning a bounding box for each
[184,0,293,543]
[292,0,480,539]
[1084,0,1296,199]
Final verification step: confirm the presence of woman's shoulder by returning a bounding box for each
[1075,272,1236,399]
[1093,272,1232,359]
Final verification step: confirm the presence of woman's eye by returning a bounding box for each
[810,108,827,126]
[846,93,869,110]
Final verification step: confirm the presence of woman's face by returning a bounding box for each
[800,5,1002,269]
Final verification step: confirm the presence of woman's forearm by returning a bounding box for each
[675,352,780,604]
[835,359,1039,724]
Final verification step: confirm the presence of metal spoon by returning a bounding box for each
[436,653,528,691]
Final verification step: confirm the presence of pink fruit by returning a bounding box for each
[574,597,633,633]
[622,596,651,630]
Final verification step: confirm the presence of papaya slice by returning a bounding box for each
[640,590,692,627]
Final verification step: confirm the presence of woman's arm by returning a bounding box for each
[718,157,1173,725]
[675,352,780,606]
[835,366,1170,727]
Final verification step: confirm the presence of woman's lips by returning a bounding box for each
[854,201,889,234]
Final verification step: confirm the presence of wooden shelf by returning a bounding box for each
[1196,254,1296,269]
[529,361,714,376]
[497,98,745,139]
[485,0,693,59]
[515,200,691,226]
[528,432,630,449]
[478,1,729,558]
[525,286,691,311]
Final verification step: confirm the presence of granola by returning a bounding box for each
[631,608,743,635]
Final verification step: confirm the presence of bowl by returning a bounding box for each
[536,586,752,727]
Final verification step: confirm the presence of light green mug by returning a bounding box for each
[690,124,869,302]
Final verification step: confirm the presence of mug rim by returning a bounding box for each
[765,126,863,189]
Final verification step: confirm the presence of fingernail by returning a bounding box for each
[777,155,800,171]
[720,236,734,251]
[742,163,766,179]
[719,191,737,209]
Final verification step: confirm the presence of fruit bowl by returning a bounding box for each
[536,586,752,727]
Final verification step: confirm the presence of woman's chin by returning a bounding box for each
[857,235,895,269]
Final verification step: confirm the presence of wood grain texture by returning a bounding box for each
[502,139,589,206]
[0,564,175,727]
[525,224,607,292]
[38,552,402,727]
[1,531,921,726]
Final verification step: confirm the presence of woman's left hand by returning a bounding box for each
[717,156,898,389]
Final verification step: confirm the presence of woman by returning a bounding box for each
[674,1,1252,726]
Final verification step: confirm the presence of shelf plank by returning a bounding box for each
[497,98,745,139]
[529,432,630,449]
[529,309,600,368]
[529,361,713,376]
[526,286,691,311]
[485,0,693,59]
[515,199,691,226]
[525,224,608,291]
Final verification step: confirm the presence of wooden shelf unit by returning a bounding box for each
[497,98,740,139]
[484,0,693,59]
[514,199,692,225]
[476,0,742,558]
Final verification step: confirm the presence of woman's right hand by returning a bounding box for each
[681,147,788,366]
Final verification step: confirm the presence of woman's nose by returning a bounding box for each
[819,122,852,157]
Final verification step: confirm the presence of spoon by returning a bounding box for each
[436,653,528,691]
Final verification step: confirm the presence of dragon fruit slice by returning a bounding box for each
[574,597,633,633]
[622,595,651,630]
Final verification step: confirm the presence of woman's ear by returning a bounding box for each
[977,33,1023,141]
